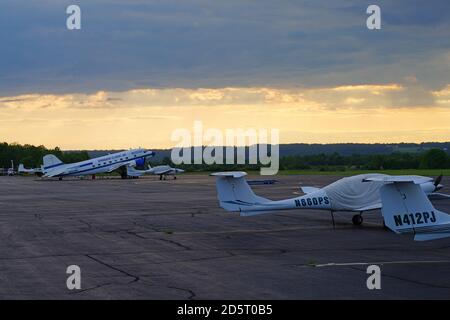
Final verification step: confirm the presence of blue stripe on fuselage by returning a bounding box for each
[59,153,151,177]
[43,162,65,170]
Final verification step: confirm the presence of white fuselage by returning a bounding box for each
[127,165,184,177]
[43,149,154,177]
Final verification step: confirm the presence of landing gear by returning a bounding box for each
[352,213,363,226]
[58,177,63,181]
[174,176,177,180]
[330,211,336,228]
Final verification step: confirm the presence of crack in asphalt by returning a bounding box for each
[70,282,112,294]
[78,219,93,230]
[168,286,196,300]
[85,254,140,284]
[158,238,192,251]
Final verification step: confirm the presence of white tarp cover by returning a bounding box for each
[323,174,388,211]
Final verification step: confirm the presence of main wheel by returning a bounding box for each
[352,214,363,226]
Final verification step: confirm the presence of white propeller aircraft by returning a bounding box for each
[42,148,154,180]
[126,164,185,180]
[7,160,16,176]
[211,172,450,241]
[18,164,43,176]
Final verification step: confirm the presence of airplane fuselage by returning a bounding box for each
[43,149,153,177]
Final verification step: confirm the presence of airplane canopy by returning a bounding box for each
[324,174,388,211]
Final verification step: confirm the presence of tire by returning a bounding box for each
[352,214,363,226]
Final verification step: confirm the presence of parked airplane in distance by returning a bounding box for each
[18,164,43,176]
[211,172,450,241]
[126,164,184,180]
[7,160,16,176]
[42,148,154,180]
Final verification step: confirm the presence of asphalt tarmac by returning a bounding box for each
[0,174,449,299]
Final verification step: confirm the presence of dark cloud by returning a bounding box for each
[0,0,449,95]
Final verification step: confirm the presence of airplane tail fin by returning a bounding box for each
[43,154,64,170]
[211,172,272,214]
[380,182,450,241]
[18,164,25,171]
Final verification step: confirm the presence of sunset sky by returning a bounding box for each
[1,1,449,149]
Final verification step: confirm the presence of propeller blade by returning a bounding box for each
[435,174,443,187]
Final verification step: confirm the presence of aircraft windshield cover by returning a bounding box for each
[210,172,247,178]
[323,174,388,211]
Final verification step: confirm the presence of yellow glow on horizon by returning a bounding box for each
[0,84,449,149]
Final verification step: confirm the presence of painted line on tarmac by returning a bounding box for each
[313,260,450,267]
[174,225,353,235]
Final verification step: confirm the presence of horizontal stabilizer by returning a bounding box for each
[44,166,67,177]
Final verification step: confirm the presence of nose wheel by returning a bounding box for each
[352,214,363,226]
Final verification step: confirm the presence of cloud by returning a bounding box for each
[1,84,449,111]
[0,0,449,95]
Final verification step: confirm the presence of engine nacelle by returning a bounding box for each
[131,157,146,167]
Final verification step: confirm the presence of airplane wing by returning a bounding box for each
[363,175,433,184]
[428,193,450,200]
[380,180,450,241]
[106,161,135,173]
[153,168,174,175]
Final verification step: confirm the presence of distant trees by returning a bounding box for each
[0,142,448,172]
[156,149,450,172]
[278,152,427,171]
[420,149,449,169]
[0,142,89,168]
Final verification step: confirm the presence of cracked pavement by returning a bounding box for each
[0,175,449,299]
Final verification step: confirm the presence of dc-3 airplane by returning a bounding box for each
[126,164,185,180]
[42,148,154,180]
[18,164,43,176]
[211,172,450,241]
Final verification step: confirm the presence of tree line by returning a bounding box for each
[0,143,89,168]
[159,148,450,171]
[1,142,449,171]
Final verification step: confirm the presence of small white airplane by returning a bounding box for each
[42,148,154,180]
[126,164,185,180]
[18,164,43,176]
[211,172,450,241]
[7,160,16,176]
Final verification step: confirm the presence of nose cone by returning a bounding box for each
[435,184,444,192]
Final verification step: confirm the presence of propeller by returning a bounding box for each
[434,174,443,191]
